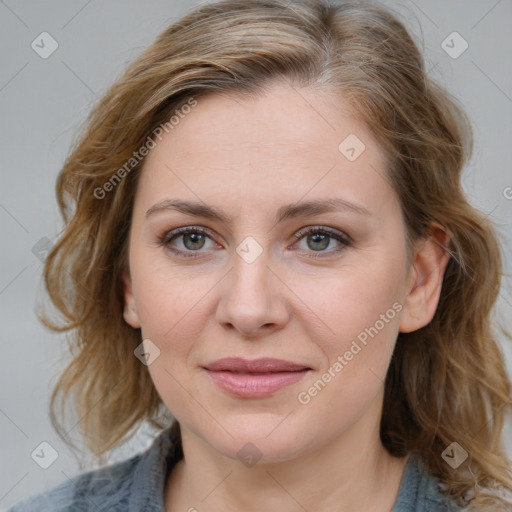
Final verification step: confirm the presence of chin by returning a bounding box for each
[192,413,313,465]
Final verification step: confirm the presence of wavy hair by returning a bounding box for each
[41,0,511,508]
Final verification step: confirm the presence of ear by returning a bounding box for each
[399,224,451,333]
[122,271,141,329]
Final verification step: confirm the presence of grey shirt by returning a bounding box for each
[8,428,462,511]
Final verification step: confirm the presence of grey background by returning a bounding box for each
[1,0,511,508]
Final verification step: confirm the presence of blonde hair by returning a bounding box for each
[42,0,511,508]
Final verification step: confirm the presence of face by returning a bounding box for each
[123,81,423,463]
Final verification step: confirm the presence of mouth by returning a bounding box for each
[202,357,311,398]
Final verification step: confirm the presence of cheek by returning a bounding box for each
[129,249,225,377]
[131,268,211,415]
[130,244,189,320]
[134,272,207,347]
[294,272,403,426]
[291,257,407,418]
[295,257,406,350]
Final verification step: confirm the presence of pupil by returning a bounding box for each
[307,233,329,251]
[184,233,205,250]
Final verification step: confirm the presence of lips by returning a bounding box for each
[202,357,311,398]
[204,357,310,373]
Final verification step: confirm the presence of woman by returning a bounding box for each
[9,0,511,510]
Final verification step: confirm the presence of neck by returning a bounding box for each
[165,416,407,512]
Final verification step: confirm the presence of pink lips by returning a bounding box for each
[203,357,310,398]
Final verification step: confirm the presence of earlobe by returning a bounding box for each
[399,225,451,333]
[122,271,141,329]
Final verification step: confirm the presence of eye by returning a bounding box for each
[292,226,351,257]
[158,225,351,259]
[159,227,219,257]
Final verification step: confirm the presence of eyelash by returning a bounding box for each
[158,226,352,259]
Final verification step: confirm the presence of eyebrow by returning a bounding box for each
[145,198,371,223]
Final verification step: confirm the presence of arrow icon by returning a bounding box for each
[31,31,59,59]
[441,441,468,469]
[236,236,263,263]
[237,442,263,467]
[441,32,468,59]
[134,339,161,366]
[31,441,59,468]
[338,134,365,161]
[32,237,54,262]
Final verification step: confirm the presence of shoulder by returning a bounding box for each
[6,454,142,512]
[7,427,180,512]
[392,454,465,512]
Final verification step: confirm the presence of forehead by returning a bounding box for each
[152,84,373,162]
[136,82,394,215]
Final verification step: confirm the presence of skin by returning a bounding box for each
[123,80,450,512]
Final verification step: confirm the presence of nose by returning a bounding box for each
[214,253,291,338]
